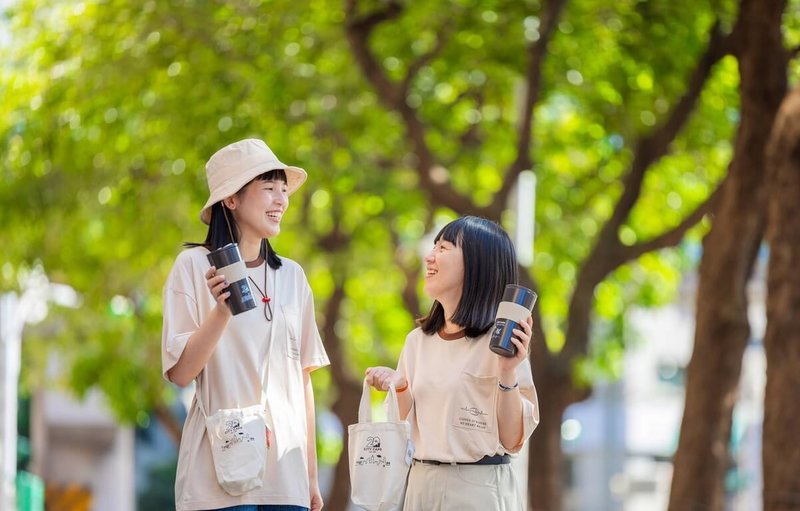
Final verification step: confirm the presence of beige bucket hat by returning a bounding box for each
[200,138,307,224]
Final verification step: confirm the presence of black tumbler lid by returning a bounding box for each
[501,284,537,310]
[206,242,242,267]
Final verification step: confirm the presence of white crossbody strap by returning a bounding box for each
[195,266,276,419]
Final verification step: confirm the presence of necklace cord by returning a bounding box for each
[247,264,273,321]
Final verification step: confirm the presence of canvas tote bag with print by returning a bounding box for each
[348,379,414,511]
[199,396,271,496]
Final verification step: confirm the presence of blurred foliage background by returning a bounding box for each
[2,0,799,509]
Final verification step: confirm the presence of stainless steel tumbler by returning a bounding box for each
[489,284,537,357]
[206,243,257,315]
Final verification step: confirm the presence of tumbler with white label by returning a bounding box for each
[206,243,257,315]
[489,284,537,357]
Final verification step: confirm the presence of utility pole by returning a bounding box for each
[0,293,21,511]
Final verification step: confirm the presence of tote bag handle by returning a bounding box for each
[358,379,402,424]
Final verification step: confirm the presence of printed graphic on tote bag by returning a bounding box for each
[222,418,257,451]
[356,436,392,468]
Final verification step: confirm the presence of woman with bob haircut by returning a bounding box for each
[162,139,329,511]
[366,215,540,511]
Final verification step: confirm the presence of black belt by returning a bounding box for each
[413,454,510,466]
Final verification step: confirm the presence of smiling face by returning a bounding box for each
[417,216,520,337]
[226,172,288,241]
[423,237,465,310]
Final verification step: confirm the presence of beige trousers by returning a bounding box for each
[402,461,524,511]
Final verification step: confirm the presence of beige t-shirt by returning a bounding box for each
[397,327,539,462]
[161,247,329,511]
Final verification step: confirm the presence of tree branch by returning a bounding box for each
[455,91,485,150]
[489,0,569,217]
[390,229,423,319]
[608,21,730,236]
[344,0,479,215]
[400,28,452,95]
[619,179,724,262]
[346,0,404,29]
[345,0,406,108]
[153,403,182,446]
[558,20,732,368]
[788,44,800,62]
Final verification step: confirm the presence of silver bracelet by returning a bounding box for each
[498,381,519,392]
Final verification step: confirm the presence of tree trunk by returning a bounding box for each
[667,1,787,509]
[328,379,362,511]
[527,371,575,511]
[520,272,578,511]
[317,279,362,511]
[762,86,800,511]
[154,403,183,447]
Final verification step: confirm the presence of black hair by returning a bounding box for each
[185,169,288,269]
[417,216,519,338]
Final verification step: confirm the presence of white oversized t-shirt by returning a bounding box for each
[161,247,329,511]
[397,328,539,462]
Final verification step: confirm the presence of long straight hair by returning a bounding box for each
[417,216,518,338]
[185,169,287,270]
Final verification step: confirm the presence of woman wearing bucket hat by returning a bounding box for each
[161,139,330,511]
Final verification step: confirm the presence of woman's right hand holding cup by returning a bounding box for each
[205,266,232,317]
[365,366,407,392]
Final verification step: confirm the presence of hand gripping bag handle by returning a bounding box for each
[358,379,402,424]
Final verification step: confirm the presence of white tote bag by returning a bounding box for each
[196,317,273,496]
[348,379,414,511]
[201,400,270,496]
